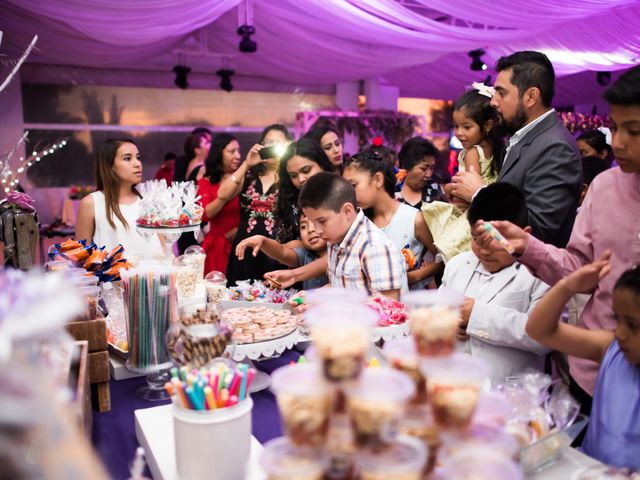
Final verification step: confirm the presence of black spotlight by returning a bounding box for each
[173,65,191,89]
[217,69,234,92]
[468,49,487,71]
[237,25,257,53]
[596,71,611,87]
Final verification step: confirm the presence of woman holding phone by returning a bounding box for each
[225,124,291,286]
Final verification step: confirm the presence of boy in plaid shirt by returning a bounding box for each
[298,172,407,299]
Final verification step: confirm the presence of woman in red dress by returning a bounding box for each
[197,134,243,275]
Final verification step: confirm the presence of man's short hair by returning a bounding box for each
[298,172,356,213]
[496,51,555,107]
[604,65,640,107]
[467,182,528,228]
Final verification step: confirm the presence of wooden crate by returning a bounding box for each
[68,340,92,437]
[66,318,111,412]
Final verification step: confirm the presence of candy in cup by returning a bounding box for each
[383,337,427,405]
[420,354,489,430]
[175,255,198,297]
[403,289,463,357]
[344,367,415,451]
[438,445,524,480]
[354,435,426,480]
[306,304,376,382]
[271,364,332,447]
[184,245,206,280]
[260,437,325,480]
[204,270,227,304]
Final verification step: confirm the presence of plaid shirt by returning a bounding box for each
[327,210,408,295]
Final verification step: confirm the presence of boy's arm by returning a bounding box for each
[264,256,328,288]
[236,235,299,267]
[526,254,614,363]
[362,244,406,297]
[407,261,443,286]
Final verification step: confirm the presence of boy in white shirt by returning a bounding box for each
[441,182,550,383]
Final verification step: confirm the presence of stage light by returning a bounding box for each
[217,69,234,92]
[596,71,611,86]
[173,65,191,89]
[237,25,257,53]
[469,49,487,71]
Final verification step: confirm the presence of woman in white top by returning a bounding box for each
[76,138,162,262]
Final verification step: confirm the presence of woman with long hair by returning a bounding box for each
[304,125,345,173]
[273,138,333,243]
[75,138,161,261]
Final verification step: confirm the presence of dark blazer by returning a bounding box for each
[498,112,581,248]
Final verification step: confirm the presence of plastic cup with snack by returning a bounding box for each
[204,270,228,304]
[438,445,524,480]
[175,256,199,298]
[398,404,440,475]
[306,305,377,382]
[403,289,463,357]
[354,435,426,480]
[344,367,415,451]
[260,437,325,480]
[383,336,427,405]
[420,354,488,430]
[76,285,100,320]
[271,364,333,447]
[184,245,206,280]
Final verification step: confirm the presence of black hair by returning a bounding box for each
[604,66,640,107]
[398,137,439,171]
[251,124,292,177]
[184,132,208,160]
[581,155,610,187]
[305,125,340,145]
[203,133,237,185]
[345,150,396,199]
[496,51,555,107]
[274,138,333,242]
[614,266,640,298]
[454,89,506,175]
[362,142,397,168]
[467,182,528,228]
[164,152,177,161]
[191,127,212,136]
[577,130,612,161]
[298,172,356,213]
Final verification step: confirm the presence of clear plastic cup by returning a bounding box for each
[344,367,415,450]
[305,287,367,306]
[439,446,524,480]
[260,437,325,480]
[383,337,427,405]
[403,288,463,357]
[204,271,227,304]
[70,275,100,287]
[474,390,513,428]
[440,422,519,461]
[175,258,198,297]
[271,364,332,447]
[420,354,489,430]
[76,285,100,320]
[184,246,206,280]
[398,405,440,475]
[306,305,377,382]
[354,435,426,480]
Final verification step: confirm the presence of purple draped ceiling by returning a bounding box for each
[1,0,639,103]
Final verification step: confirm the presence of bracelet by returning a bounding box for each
[231,174,240,185]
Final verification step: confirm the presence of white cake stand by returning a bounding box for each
[136,224,199,262]
[225,329,300,392]
[372,322,411,342]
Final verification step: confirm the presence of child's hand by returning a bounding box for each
[561,252,612,295]
[457,297,474,341]
[235,235,265,260]
[264,269,296,289]
[472,220,529,256]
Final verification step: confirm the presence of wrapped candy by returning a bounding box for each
[136,180,203,227]
[366,294,408,326]
[227,280,297,304]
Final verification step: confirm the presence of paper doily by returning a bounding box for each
[372,322,411,342]
[229,329,300,361]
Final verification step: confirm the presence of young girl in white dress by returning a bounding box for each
[76,138,162,262]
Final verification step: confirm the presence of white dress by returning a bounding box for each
[381,203,432,290]
[91,191,162,261]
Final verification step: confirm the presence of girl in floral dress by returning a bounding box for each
[226,125,291,285]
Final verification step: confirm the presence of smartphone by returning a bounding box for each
[259,145,279,159]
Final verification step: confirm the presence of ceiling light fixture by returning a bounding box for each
[469,49,487,71]
[217,69,234,92]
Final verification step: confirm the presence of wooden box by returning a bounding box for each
[66,318,107,352]
[68,340,91,437]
